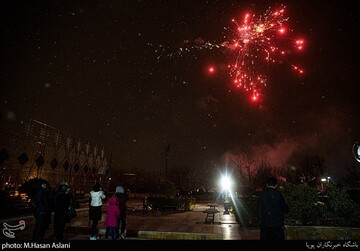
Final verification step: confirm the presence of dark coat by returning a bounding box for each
[115,191,129,220]
[257,187,289,227]
[33,184,50,217]
[54,188,72,217]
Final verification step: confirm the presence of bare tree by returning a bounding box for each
[252,158,277,190]
[297,155,325,186]
[229,150,256,188]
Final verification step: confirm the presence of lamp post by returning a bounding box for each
[321,178,326,192]
[321,176,331,192]
[220,175,232,215]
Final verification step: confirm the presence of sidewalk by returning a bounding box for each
[0,200,260,241]
[64,200,260,240]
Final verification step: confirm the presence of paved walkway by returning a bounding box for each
[64,200,259,240]
[0,199,260,241]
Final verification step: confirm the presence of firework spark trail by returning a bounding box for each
[156,5,305,102]
[225,5,305,101]
[154,39,220,61]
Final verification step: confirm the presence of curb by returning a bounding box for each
[137,230,223,240]
[65,227,223,240]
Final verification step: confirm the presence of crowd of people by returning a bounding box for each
[31,180,128,241]
[31,180,76,241]
[30,176,289,241]
[88,183,128,240]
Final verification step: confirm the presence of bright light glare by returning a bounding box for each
[220,175,232,191]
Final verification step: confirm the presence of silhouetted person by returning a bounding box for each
[32,181,51,241]
[115,186,128,239]
[143,196,148,214]
[257,177,289,240]
[53,181,74,240]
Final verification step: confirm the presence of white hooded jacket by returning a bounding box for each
[90,190,106,207]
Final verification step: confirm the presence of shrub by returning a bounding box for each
[232,195,259,226]
[282,184,324,225]
[234,183,360,227]
[321,184,360,226]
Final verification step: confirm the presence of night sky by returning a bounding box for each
[1,0,359,181]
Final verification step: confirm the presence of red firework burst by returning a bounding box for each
[157,5,305,102]
[222,5,305,100]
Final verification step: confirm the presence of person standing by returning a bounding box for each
[115,185,128,239]
[142,196,148,214]
[257,176,289,240]
[104,196,120,240]
[32,181,51,241]
[53,180,74,240]
[89,182,106,240]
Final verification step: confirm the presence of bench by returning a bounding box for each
[207,204,218,209]
[203,208,220,224]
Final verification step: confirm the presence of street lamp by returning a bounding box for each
[320,177,331,191]
[220,175,232,192]
[220,175,232,215]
